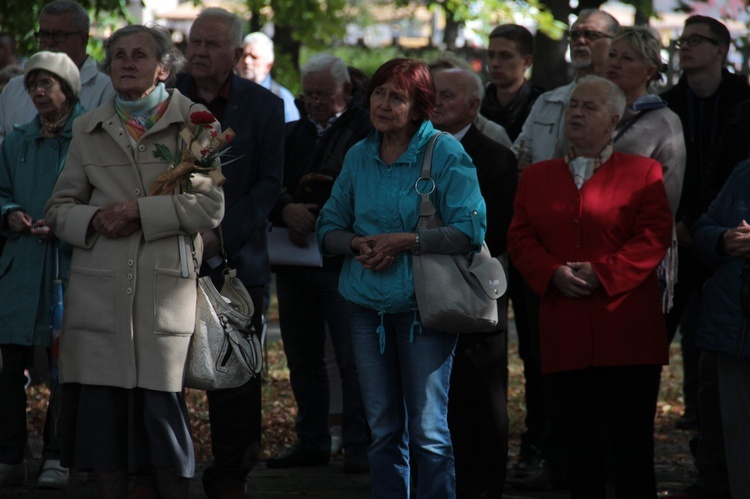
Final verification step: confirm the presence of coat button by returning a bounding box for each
[138,145,146,152]
[134,188,141,195]
[127,273,133,280]
[128,259,134,267]
[126,287,132,295]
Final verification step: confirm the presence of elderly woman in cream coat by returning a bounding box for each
[45,25,223,499]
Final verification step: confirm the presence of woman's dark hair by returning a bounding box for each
[365,58,436,121]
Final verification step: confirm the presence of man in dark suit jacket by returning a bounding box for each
[431,67,517,498]
[176,8,285,499]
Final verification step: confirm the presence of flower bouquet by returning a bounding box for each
[149,110,235,196]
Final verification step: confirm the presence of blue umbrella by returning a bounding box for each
[50,248,63,388]
[49,247,64,441]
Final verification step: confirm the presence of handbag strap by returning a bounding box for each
[416,132,447,220]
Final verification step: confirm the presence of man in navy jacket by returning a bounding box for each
[176,7,284,499]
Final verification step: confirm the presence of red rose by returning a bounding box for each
[224,133,233,143]
[190,111,215,125]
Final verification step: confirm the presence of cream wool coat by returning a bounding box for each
[45,90,224,392]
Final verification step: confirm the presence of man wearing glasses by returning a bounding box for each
[507,8,618,493]
[512,9,619,166]
[661,15,750,499]
[266,53,371,474]
[0,0,113,144]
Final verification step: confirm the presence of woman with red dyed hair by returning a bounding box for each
[317,58,487,498]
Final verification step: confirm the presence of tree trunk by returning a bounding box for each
[273,24,302,72]
[249,7,261,33]
[442,5,460,51]
[530,0,572,90]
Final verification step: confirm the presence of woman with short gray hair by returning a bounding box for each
[509,75,673,497]
[46,24,224,498]
[101,24,185,87]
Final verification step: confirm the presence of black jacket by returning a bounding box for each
[480,79,545,142]
[270,106,373,270]
[661,69,750,227]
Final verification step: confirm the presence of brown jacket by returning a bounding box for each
[46,90,224,392]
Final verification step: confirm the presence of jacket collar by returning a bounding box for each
[79,56,101,87]
[363,119,435,166]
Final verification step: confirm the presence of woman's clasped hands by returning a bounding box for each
[553,261,601,298]
[7,210,53,238]
[353,233,412,272]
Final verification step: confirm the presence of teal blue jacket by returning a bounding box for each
[317,120,486,313]
[0,102,83,346]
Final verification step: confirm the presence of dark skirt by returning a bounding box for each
[60,383,195,478]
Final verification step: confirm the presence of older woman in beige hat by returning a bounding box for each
[0,50,82,491]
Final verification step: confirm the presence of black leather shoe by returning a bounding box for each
[266,442,330,469]
[507,461,567,491]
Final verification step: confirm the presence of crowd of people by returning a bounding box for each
[0,1,749,499]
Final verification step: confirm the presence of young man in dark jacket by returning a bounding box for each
[661,15,750,499]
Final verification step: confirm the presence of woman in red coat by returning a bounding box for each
[508,75,673,498]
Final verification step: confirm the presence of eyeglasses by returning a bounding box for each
[34,30,82,43]
[674,34,722,49]
[25,77,57,93]
[567,30,613,41]
[302,90,338,103]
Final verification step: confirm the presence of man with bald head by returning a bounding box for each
[0,0,113,144]
[432,66,517,497]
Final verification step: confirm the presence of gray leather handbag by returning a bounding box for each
[411,133,507,333]
[184,231,263,390]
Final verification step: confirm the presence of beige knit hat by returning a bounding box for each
[24,51,81,97]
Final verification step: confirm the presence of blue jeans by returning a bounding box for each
[350,304,457,499]
[276,268,369,452]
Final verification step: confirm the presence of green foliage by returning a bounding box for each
[0,0,130,59]
[248,0,348,50]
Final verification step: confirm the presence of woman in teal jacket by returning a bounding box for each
[317,58,486,499]
[0,52,83,489]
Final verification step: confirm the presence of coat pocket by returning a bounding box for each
[153,268,196,336]
[66,266,115,334]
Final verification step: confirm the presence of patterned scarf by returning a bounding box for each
[39,104,74,138]
[115,82,170,140]
[564,141,613,189]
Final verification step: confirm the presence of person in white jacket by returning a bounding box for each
[513,9,618,168]
[0,0,113,145]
